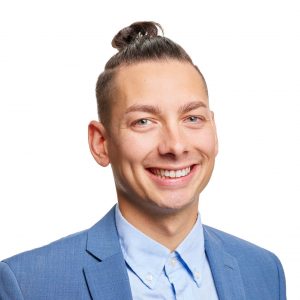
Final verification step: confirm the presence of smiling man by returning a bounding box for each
[0,22,286,300]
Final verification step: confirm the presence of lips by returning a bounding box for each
[148,166,192,178]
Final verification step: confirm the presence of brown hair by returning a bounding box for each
[96,21,207,127]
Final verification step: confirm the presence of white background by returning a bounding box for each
[0,0,299,298]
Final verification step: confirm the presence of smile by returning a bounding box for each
[149,166,191,178]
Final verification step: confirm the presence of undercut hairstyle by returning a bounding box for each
[96,21,208,127]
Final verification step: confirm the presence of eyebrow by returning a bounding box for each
[125,101,207,115]
[125,104,162,115]
[178,101,208,114]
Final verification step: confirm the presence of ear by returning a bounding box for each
[210,111,219,156]
[88,121,110,167]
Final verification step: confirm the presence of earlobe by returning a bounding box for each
[88,121,110,167]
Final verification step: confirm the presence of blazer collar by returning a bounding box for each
[203,226,246,300]
[83,207,246,300]
[83,206,133,300]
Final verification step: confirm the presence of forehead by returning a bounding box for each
[113,60,208,109]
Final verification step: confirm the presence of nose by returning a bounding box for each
[158,125,188,158]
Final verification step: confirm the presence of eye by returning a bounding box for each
[132,118,153,127]
[184,115,205,123]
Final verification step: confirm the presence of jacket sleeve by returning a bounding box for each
[0,262,24,300]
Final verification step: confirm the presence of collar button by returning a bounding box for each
[146,273,153,282]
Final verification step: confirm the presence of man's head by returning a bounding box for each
[95,21,208,128]
[89,22,217,219]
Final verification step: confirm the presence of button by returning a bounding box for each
[146,273,153,282]
[170,258,177,266]
[195,271,200,279]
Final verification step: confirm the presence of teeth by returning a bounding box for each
[151,167,191,178]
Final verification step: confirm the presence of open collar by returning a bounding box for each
[82,206,246,300]
[115,205,169,289]
[115,205,207,290]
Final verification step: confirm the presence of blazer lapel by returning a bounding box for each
[83,208,247,300]
[204,226,246,300]
[83,207,132,300]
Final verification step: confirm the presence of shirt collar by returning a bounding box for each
[175,213,206,287]
[115,205,206,289]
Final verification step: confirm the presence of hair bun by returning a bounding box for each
[112,21,163,51]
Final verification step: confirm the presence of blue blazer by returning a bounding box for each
[0,206,286,299]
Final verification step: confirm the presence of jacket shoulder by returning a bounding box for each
[3,229,89,267]
[203,225,279,264]
[203,224,286,280]
[203,225,286,299]
[0,229,102,300]
[2,207,117,272]
[203,224,277,258]
[0,207,120,299]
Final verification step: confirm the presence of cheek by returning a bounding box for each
[191,129,217,155]
[109,131,156,165]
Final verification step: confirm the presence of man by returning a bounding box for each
[0,21,286,299]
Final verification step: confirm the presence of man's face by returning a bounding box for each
[104,61,218,214]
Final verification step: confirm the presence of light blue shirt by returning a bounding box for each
[115,206,219,299]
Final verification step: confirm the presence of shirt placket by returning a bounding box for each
[164,254,195,300]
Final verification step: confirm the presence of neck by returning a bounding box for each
[118,199,199,251]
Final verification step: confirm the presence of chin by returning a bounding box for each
[147,194,198,214]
